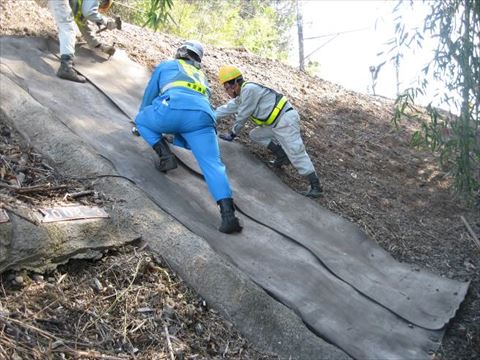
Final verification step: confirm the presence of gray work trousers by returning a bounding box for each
[249,109,316,176]
[48,0,101,56]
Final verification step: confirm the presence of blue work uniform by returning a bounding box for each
[135,59,233,201]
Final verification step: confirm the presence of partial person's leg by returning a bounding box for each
[273,111,322,197]
[135,102,178,172]
[183,125,242,234]
[77,21,101,48]
[77,22,115,56]
[183,127,232,201]
[47,0,85,83]
[250,126,290,167]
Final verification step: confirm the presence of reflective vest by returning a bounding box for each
[242,82,288,126]
[161,59,208,96]
[69,0,84,26]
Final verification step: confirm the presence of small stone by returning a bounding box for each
[194,322,205,335]
[14,276,24,284]
[32,274,44,282]
[184,304,196,318]
[174,350,184,360]
[0,126,11,137]
[162,306,176,319]
[91,278,103,293]
[16,172,26,186]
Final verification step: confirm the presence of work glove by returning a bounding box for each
[106,18,118,30]
[219,132,237,142]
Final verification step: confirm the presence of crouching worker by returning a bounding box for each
[48,0,120,83]
[215,66,323,198]
[134,41,242,234]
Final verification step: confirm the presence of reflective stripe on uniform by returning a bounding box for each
[249,95,288,126]
[160,59,208,96]
[244,81,288,126]
[161,81,207,95]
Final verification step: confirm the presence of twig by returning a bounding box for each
[63,190,94,200]
[54,348,130,359]
[0,183,68,194]
[164,324,175,360]
[460,215,480,251]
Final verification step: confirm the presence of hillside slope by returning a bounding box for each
[0,1,478,359]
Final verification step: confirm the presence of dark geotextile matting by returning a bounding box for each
[0,36,470,359]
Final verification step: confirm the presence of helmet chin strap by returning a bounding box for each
[232,79,241,97]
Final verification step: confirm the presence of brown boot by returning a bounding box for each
[57,55,86,83]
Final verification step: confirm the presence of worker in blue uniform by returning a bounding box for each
[135,40,242,234]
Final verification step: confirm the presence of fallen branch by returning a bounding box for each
[164,324,175,360]
[0,183,68,194]
[63,190,94,200]
[460,215,480,251]
[54,349,130,360]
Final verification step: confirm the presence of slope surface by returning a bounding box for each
[0,36,469,359]
[62,38,468,331]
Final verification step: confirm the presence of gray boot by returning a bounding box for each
[57,55,86,83]
[217,198,242,234]
[267,141,290,167]
[304,172,323,198]
[96,43,116,57]
[153,137,177,172]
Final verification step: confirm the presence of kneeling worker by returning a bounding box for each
[215,65,323,198]
[134,41,242,234]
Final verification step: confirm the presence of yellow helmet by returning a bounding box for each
[99,0,113,13]
[218,65,242,85]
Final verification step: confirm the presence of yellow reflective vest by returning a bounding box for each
[160,59,208,96]
[242,82,288,126]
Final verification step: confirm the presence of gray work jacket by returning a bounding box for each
[215,82,292,135]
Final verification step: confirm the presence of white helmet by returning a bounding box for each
[177,40,204,62]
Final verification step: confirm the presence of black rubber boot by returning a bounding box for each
[217,198,242,234]
[267,142,290,167]
[57,55,86,83]
[153,137,177,172]
[304,172,323,198]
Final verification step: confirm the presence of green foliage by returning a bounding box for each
[306,59,320,75]
[143,0,174,30]
[113,0,295,61]
[390,0,480,202]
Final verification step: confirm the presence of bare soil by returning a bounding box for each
[1,1,479,359]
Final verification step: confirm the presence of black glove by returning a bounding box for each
[219,132,237,141]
